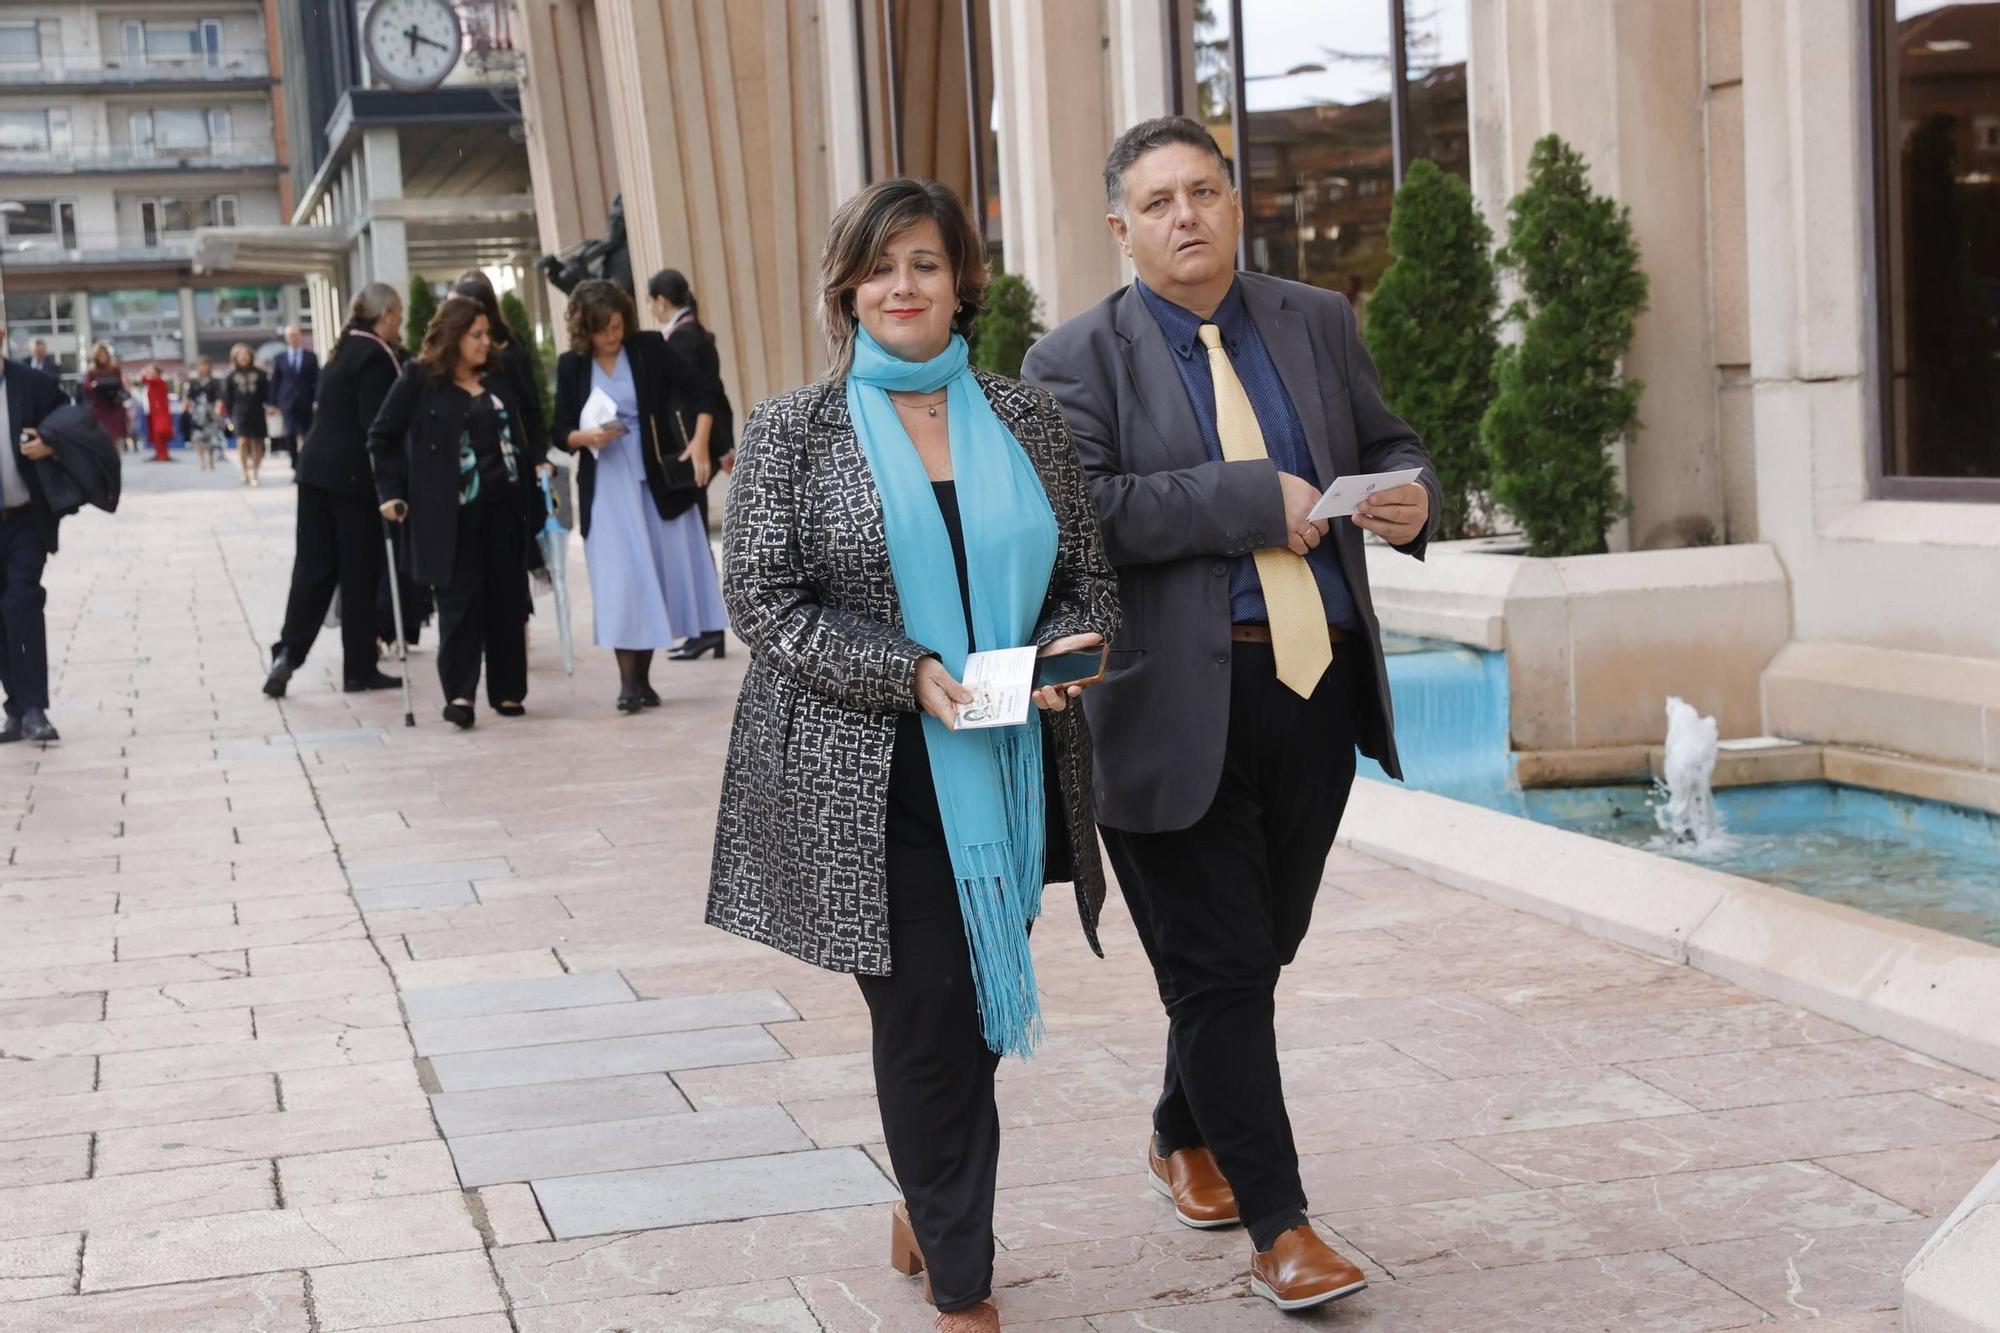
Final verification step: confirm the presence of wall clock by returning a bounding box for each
[363,0,463,93]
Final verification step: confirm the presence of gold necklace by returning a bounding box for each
[891,393,948,418]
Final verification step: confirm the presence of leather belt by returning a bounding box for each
[1231,623,1347,645]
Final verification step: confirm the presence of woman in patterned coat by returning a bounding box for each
[707,179,1118,1333]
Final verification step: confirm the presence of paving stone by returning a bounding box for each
[430,1073,689,1137]
[0,953,248,1004]
[401,971,637,1023]
[449,1105,808,1188]
[427,1026,785,1093]
[81,1191,481,1291]
[95,1103,439,1176]
[307,1251,505,1330]
[387,950,568,991]
[0,1009,250,1060]
[1816,1138,2000,1216]
[0,1073,275,1139]
[348,858,512,890]
[354,882,480,912]
[1623,1038,1965,1111]
[1284,1067,1697,1156]
[0,1233,79,1302]
[0,1160,274,1241]
[0,1271,309,1332]
[474,1183,551,1245]
[97,1026,413,1087]
[531,1147,898,1237]
[510,1280,823,1333]
[1670,1219,1931,1322]
[252,991,405,1038]
[279,1141,462,1207]
[103,966,393,1018]
[283,1059,429,1111]
[344,1319,513,1333]
[411,990,797,1057]
[0,1057,97,1101]
[0,1136,90,1188]
[0,996,101,1029]
[112,917,367,962]
[244,940,385,975]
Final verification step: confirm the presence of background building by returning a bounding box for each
[0,0,309,374]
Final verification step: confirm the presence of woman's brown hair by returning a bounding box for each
[564,280,637,357]
[418,294,491,381]
[818,178,987,381]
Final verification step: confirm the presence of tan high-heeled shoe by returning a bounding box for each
[890,1200,933,1302]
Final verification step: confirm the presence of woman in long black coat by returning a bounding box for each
[647,269,735,628]
[369,295,547,729]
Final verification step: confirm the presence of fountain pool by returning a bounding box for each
[1360,639,2000,947]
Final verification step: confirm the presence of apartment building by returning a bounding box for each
[0,1,308,375]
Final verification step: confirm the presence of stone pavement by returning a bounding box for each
[2,457,1998,1331]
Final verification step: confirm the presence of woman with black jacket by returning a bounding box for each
[552,280,728,712]
[264,283,406,699]
[647,268,735,660]
[370,294,548,729]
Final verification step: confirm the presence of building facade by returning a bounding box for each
[0,0,310,374]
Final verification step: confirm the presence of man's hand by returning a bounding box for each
[380,500,409,523]
[18,429,52,462]
[1353,482,1430,546]
[1278,472,1330,556]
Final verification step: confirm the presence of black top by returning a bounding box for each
[461,390,512,501]
[299,328,400,499]
[224,366,272,438]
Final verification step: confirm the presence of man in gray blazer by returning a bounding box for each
[1023,115,1438,1312]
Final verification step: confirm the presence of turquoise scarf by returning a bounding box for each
[848,328,1059,1057]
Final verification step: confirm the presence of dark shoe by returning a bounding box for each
[0,715,20,744]
[442,702,475,729]
[1149,1141,1240,1229]
[615,695,645,715]
[343,670,401,693]
[667,631,726,661]
[21,709,59,744]
[494,702,526,718]
[263,649,296,698]
[639,686,662,708]
[1249,1226,1368,1310]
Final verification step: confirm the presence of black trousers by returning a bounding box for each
[0,516,49,716]
[434,498,529,707]
[1101,640,1360,1242]
[855,718,1004,1314]
[274,484,385,683]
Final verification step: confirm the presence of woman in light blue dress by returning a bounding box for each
[552,281,730,712]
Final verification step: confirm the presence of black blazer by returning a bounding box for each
[3,359,71,555]
[552,331,723,537]
[270,347,320,435]
[663,318,734,461]
[300,329,400,500]
[367,362,546,589]
[492,339,550,461]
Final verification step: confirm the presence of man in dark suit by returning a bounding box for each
[269,325,320,470]
[26,340,62,379]
[1023,116,1439,1312]
[0,356,74,743]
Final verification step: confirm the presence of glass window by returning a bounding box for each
[1876,0,2000,483]
[5,200,77,249]
[0,109,49,152]
[155,108,212,149]
[0,24,40,64]
[141,197,226,245]
[195,286,285,330]
[1403,1,1470,178]
[5,292,78,337]
[216,195,239,227]
[144,24,205,63]
[89,290,181,334]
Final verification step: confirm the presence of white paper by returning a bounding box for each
[1307,467,1424,522]
[952,647,1037,730]
[579,386,621,434]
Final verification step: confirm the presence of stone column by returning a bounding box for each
[361,127,409,298]
[178,286,200,362]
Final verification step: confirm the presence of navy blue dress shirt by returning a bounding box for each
[1137,280,1357,628]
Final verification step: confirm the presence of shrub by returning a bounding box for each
[499,291,550,419]
[971,271,1045,380]
[1365,158,1499,539]
[1481,134,1650,556]
[403,274,438,359]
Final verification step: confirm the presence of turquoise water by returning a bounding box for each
[1365,642,2000,946]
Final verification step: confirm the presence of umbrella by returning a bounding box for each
[536,472,575,675]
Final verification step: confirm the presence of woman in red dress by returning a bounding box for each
[83,343,133,452]
[141,364,175,462]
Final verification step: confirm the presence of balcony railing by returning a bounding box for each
[0,141,279,175]
[1,237,197,268]
[0,49,272,87]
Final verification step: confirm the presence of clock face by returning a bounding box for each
[364,0,463,93]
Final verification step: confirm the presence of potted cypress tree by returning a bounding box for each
[1365,158,1499,540]
[403,275,438,360]
[971,271,1046,380]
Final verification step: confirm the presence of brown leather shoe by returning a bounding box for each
[1147,1141,1240,1229]
[935,1300,999,1332]
[1250,1226,1368,1310]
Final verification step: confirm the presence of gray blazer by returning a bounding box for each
[1022,271,1439,834]
[706,370,1121,977]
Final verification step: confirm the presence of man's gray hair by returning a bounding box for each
[1104,115,1231,217]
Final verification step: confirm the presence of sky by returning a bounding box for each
[1211,1,1470,113]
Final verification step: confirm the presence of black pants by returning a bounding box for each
[1101,640,1360,1243]
[274,484,385,683]
[0,516,49,716]
[855,718,1004,1314]
[434,498,529,707]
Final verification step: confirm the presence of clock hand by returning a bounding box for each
[405,24,419,58]
[413,31,451,52]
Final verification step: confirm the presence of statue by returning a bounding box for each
[536,194,633,297]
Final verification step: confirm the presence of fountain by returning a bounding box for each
[1657,696,1720,847]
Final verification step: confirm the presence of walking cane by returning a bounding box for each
[381,518,416,728]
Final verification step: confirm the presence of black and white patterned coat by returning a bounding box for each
[707,370,1121,976]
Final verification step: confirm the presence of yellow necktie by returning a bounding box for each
[1199,323,1331,698]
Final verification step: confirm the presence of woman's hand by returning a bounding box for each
[380,499,409,523]
[570,424,623,451]
[679,439,712,487]
[537,462,556,479]
[1033,632,1104,714]
[914,656,972,726]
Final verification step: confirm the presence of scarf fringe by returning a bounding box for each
[954,730,1048,1058]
